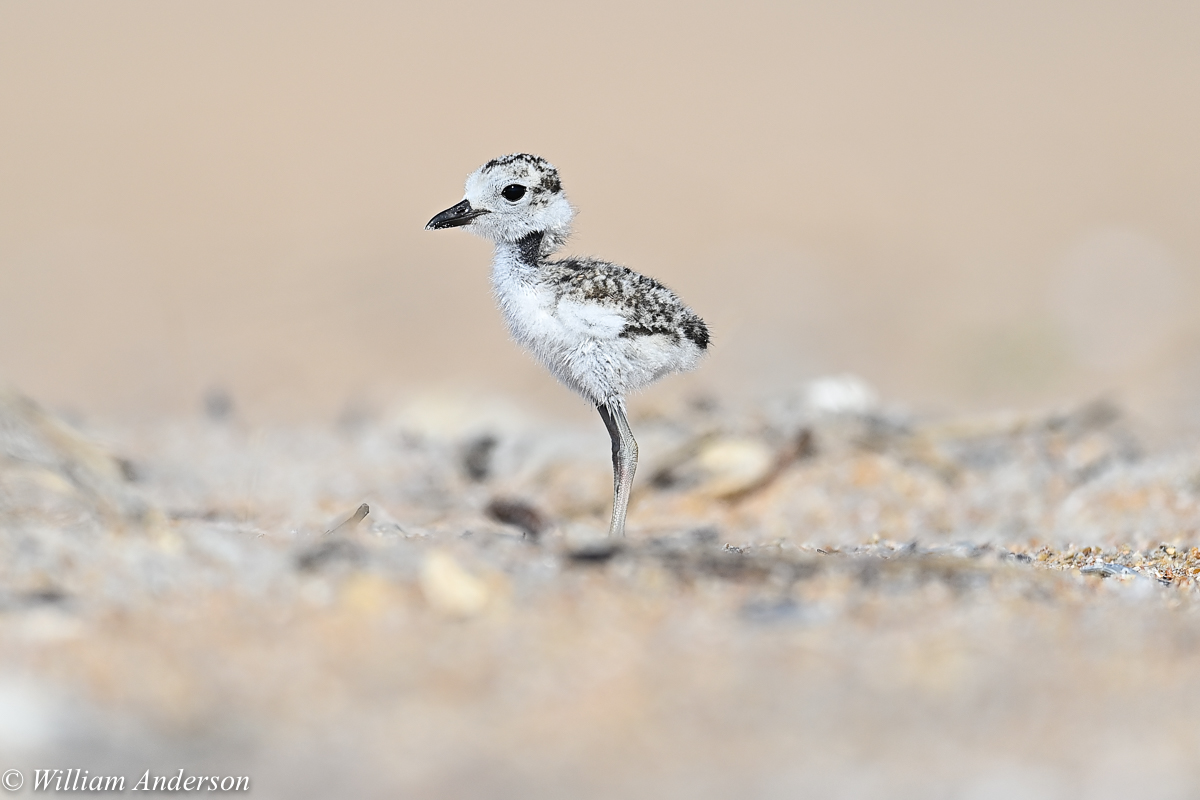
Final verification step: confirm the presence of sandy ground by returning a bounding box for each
[1,383,1199,799]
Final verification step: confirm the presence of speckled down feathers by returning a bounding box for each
[548,257,709,349]
[481,154,562,195]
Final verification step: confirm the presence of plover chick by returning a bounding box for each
[426,154,709,538]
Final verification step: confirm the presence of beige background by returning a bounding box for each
[1,1,1198,433]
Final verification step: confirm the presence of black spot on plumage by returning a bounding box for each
[483,153,534,171]
[682,316,710,349]
[515,230,543,266]
[620,323,678,341]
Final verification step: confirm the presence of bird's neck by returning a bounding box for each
[494,230,551,272]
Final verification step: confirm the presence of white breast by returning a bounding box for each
[489,250,701,405]
[490,255,615,400]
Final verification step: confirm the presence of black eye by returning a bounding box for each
[501,184,527,202]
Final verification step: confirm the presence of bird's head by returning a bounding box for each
[426,154,574,253]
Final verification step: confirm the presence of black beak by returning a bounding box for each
[425,200,490,230]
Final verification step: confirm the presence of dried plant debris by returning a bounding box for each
[326,503,370,535]
[485,496,547,539]
[462,434,498,482]
[0,384,1199,798]
[0,386,148,522]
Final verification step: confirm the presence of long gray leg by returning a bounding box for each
[597,398,638,538]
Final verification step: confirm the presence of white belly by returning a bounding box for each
[491,271,697,405]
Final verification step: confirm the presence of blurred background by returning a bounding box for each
[1,0,1198,437]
